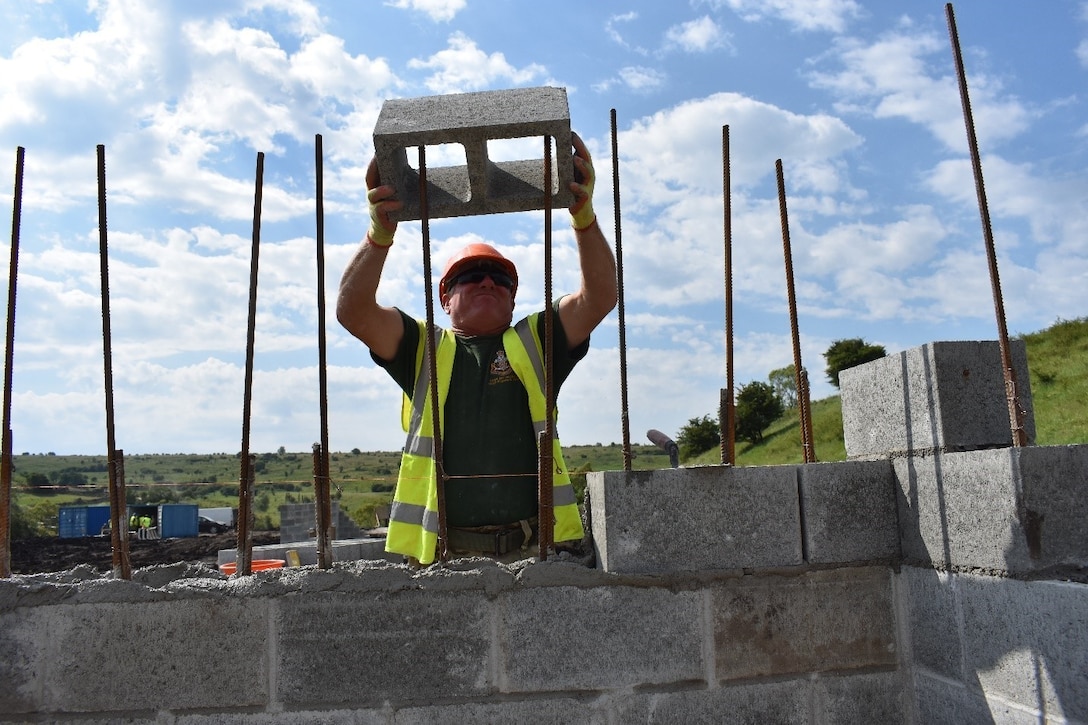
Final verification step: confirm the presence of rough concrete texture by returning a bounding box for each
[589,465,802,574]
[903,566,1088,723]
[798,459,900,564]
[0,560,907,722]
[840,340,1035,458]
[374,87,574,221]
[893,446,1088,575]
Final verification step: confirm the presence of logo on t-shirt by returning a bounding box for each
[489,349,518,385]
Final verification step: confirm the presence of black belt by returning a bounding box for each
[447,519,536,556]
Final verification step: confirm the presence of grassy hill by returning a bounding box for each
[10,317,1086,534]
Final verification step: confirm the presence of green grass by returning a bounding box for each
[11,317,1086,534]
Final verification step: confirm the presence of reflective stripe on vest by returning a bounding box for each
[385,314,583,563]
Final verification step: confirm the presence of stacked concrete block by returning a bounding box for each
[840,340,1035,458]
[374,86,574,221]
[588,465,802,574]
[902,566,1088,722]
[279,501,364,544]
[893,445,1088,575]
[798,460,900,564]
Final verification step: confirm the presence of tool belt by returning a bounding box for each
[446,518,537,556]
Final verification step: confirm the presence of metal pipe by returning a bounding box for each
[97,145,131,578]
[1,146,25,578]
[610,110,632,471]
[945,2,1028,447]
[237,151,264,576]
[313,135,332,568]
[775,159,816,463]
[721,126,736,466]
[538,136,555,560]
[418,145,449,563]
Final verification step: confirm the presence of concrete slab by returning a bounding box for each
[374,86,574,221]
[588,465,802,574]
[217,536,396,568]
[841,340,1034,458]
[799,459,899,564]
[713,567,897,681]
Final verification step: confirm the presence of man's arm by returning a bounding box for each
[336,158,405,362]
[558,132,618,349]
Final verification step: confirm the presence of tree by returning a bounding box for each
[24,472,50,489]
[768,365,798,409]
[735,381,785,444]
[676,415,720,460]
[824,338,887,387]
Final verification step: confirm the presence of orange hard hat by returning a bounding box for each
[439,243,519,299]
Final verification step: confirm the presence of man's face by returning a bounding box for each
[441,263,516,336]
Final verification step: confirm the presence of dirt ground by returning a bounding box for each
[9,531,281,575]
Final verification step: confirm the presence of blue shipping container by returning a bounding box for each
[58,505,112,538]
[158,504,198,538]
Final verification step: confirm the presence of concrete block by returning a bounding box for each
[374,87,574,221]
[899,566,962,680]
[958,574,1088,720]
[893,450,1034,571]
[799,460,899,564]
[912,671,1038,725]
[841,340,1035,458]
[499,585,704,692]
[1017,444,1088,569]
[817,671,908,724]
[613,680,809,724]
[276,590,493,708]
[218,537,396,567]
[177,711,387,724]
[588,466,802,574]
[397,696,606,725]
[0,599,268,715]
[713,567,897,681]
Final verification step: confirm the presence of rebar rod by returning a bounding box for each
[610,110,632,471]
[775,159,816,463]
[945,3,1028,447]
[314,135,332,568]
[418,146,448,563]
[721,126,736,466]
[538,135,555,560]
[1,147,25,578]
[97,145,131,578]
[237,151,264,576]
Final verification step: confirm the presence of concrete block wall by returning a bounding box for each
[0,562,903,723]
[374,86,574,221]
[279,501,364,544]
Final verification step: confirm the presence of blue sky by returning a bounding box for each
[1,0,1086,455]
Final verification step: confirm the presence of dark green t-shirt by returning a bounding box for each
[373,301,589,527]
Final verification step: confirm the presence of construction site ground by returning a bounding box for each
[9,531,280,575]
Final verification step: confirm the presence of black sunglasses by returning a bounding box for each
[448,265,515,291]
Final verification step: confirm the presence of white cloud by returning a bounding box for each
[407,32,548,93]
[665,16,727,53]
[385,0,466,23]
[711,0,862,33]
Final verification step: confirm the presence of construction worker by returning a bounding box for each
[337,132,616,565]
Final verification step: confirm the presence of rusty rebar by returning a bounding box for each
[610,110,632,471]
[1,147,25,578]
[418,145,448,563]
[236,151,264,576]
[538,135,555,560]
[97,145,131,578]
[945,3,1028,447]
[313,135,333,568]
[721,126,736,466]
[775,159,817,463]
[313,442,331,568]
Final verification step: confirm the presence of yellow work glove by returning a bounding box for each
[569,132,596,231]
[365,157,398,247]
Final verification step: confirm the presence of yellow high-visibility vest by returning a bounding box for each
[385,314,583,564]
